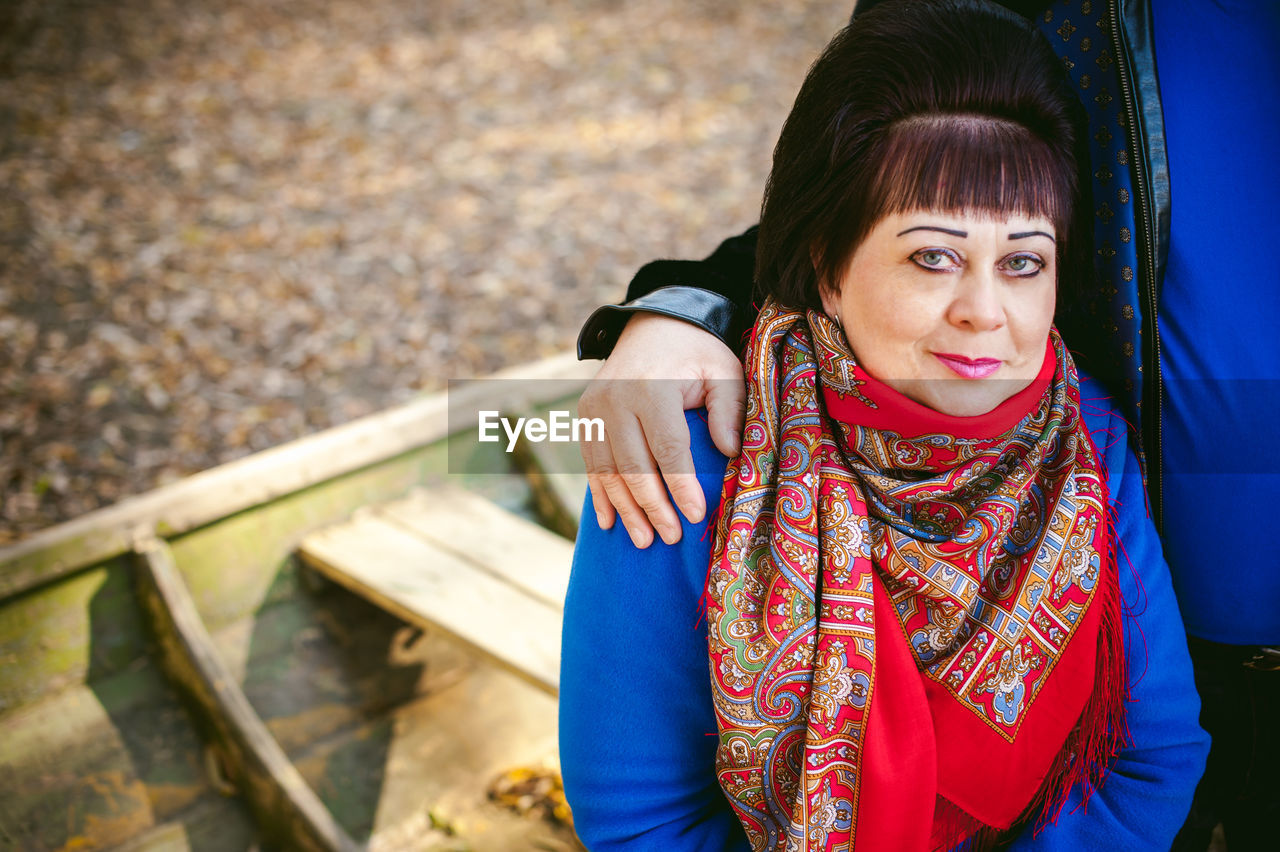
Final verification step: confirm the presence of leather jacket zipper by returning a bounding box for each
[1108,0,1164,529]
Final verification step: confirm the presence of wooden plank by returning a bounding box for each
[214,570,570,850]
[298,514,563,696]
[163,441,452,639]
[0,440,457,714]
[134,538,360,852]
[376,487,573,609]
[0,353,594,601]
[511,437,588,541]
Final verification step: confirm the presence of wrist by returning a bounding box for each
[576,287,744,360]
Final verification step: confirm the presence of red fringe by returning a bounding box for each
[694,496,728,630]
[930,797,991,851]
[930,497,1132,851]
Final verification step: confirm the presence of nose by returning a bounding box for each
[946,267,1006,332]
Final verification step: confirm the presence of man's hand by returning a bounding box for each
[577,314,746,548]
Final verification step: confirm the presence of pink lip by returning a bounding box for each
[934,353,1002,379]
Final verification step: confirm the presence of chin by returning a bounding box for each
[932,395,1002,417]
[892,375,1008,418]
[917,384,1012,418]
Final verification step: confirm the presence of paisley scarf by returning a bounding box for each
[706,300,1128,851]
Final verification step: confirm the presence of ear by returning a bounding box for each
[810,243,842,318]
[818,284,841,320]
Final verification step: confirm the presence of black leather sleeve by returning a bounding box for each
[576,226,760,360]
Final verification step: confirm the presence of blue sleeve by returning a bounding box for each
[559,410,751,851]
[1007,403,1210,851]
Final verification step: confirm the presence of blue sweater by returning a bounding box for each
[559,378,1209,851]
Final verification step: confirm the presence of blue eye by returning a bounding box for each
[1002,254,1045,277]
[912,248,959,271]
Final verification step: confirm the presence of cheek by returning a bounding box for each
[841,279,937,359]
[1015,283,1057,348]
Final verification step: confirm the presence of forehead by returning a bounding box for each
[881,208,1057,231]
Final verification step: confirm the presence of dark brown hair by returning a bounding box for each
[756,0,1092,309]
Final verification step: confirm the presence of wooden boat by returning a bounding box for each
[0,354,598,852]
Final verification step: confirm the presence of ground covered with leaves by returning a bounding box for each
[0,0,846,541]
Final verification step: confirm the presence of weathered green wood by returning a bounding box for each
[105,820,190,852]
[0,354,587,711]
[0,544,574,852]
[0,408,448,602]
[478,395,590,540]
[134,538,360,852]
[511,440,588,541]
[163,452,552,644]
[0,352,597,851]
[165,441,451,638]
[0,655,256,851]
[0,556,148,715]
[0,441,454,715]
[349,653,568,852]
[205,582,448,842]
[0,525,139,607]
[0,353,593,601]
[205,554,572,849]
[107,798,261,852]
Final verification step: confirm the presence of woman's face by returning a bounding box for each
[821,209,1057,417]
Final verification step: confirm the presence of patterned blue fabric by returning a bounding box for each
[1036,0,1144,427]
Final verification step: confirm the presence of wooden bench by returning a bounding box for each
[298,486,576,696]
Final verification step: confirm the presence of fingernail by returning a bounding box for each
[658,524,680,545]
[628,527,652,549]
[596,511,610,529]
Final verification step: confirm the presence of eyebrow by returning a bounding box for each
[896,225,1057,243]
[897,225,967,238]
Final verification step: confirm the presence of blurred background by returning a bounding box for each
[0,0,849,542]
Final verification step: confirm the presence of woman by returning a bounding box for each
[559,2,1207,849]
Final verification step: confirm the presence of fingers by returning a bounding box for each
[579,440,616,531]
[578,385,685,547]
[575,313,742,547]
[608,413,684,547]
[635,402,703,526]
[578,390,663,548]
[704,375,747,458]
[595,467,657,549]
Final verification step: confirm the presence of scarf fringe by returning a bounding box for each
[1032,500,1131,826]
[1006,503,1132,845]
[695,496,727,630]
[931,503,1131,852]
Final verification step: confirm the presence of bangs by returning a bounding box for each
[867,115,1074,237]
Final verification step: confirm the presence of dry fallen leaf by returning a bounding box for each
[0,0,845,540]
